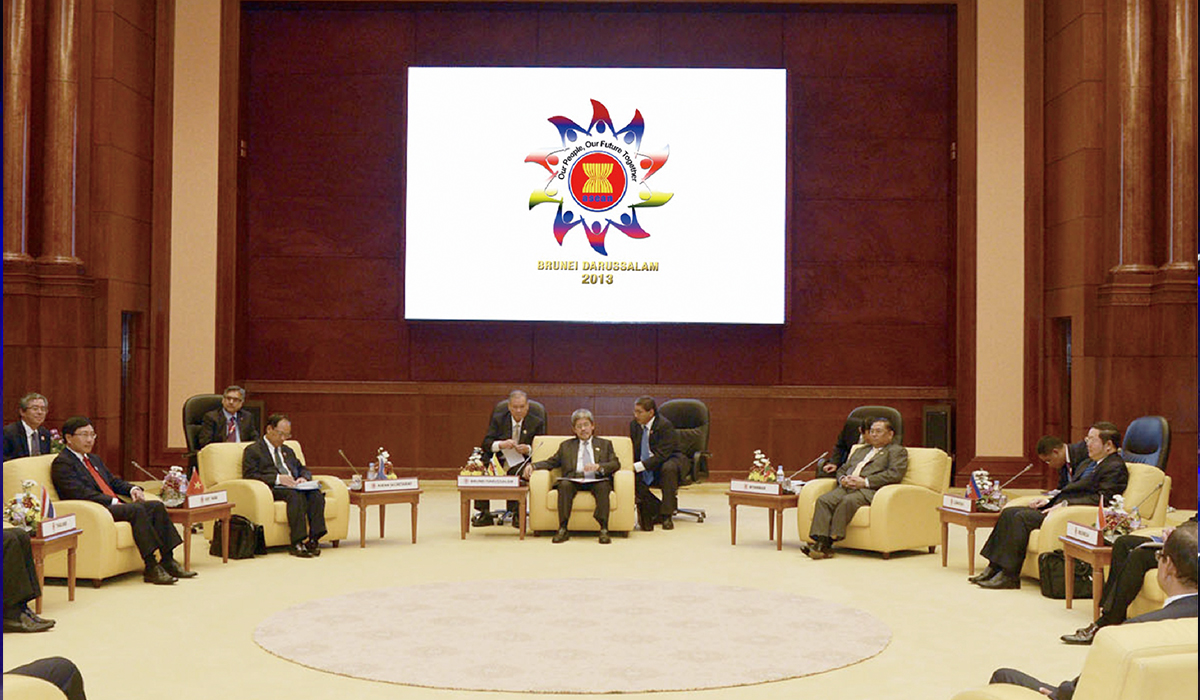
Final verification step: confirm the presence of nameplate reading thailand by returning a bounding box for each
[729,480,781,495]
[39,514,77,538]
[364,478,419,493]
[1066,521,1103,546]
[457,475,520,488]
[187,490,228,508]
[942,494,973,513]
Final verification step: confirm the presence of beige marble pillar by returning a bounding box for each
[40,0,82,265]
[4,0,32,261]
[1115,0,1155,273]
[1164,0,1197,272]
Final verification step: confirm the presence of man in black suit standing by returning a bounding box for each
[525,409,620,544]
[985,521,1197,699]
[474,389,545,527]
[242,414,326,558]
[50,416,191,584]
[3,392,53,460]
[973,421,1130,589]
[196,385,259,450]
[630,396,684,531]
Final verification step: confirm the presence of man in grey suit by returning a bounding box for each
[805,417,907,559]
[523,408,620,544]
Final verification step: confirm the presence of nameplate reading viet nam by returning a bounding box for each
[364,478,419,493]
[39,514,77,538]
[942,494,973,513]
[457,475,520,488]
[1065,521,1103,547]
[729,479,781,495]
[187,490,228,508]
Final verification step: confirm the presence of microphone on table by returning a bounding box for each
[787,451,829,482]
[1128,480,1165,514]
[130,461,159,481]
[337,449,362,476]
[997,463,1034,491]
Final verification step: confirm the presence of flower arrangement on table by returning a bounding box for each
[160,466,189,506]
[368,447,397,480]
[4,480,44,531]
[746,450,776,482]
[48,428,66,454]
[1099,494,1141,543]
[966,470,1008,512]
[459,447,503,476]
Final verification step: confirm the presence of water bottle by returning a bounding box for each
[775,465,785,487]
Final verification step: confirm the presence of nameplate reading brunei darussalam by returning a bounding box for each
[39,514,77,538]
[364,478,419,493]
[942,494,973,513]
[1065,521,1103,547]
[729,480,781,495]
[187,490,228,508]
[457,475,521,488]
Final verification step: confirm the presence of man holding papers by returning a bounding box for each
[475,390,544,527]
[242,414,326,558]
[523,409,619,544]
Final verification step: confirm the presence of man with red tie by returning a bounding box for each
[196,385,260,451]
[51,416,192,585]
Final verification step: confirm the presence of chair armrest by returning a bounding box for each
[1004,494,1042,509]
[1166,509,1197,527]
[612,470,633,503]
[950,685,1049,700]
[1036,505,1101,551]
[798,478,838,506]
[313,475,349,501]
[210,478,275,522]
[529,469,554,513]
[51,500,120,547]
[867,483,940,521]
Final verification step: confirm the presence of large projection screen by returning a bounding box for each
[405,67,787,324]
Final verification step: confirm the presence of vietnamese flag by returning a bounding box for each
[187,468,205,496]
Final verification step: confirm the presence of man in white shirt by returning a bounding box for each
[474,390,545,527]
[629,396,684,531]
[525,409,620,544]
[3,392,52,459]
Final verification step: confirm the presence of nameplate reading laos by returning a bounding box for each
[364,478,419,493]
[457,475,521,488]
[729,480,781,495]
[39,514,78,538]
[187,490,228,508]
[942,494,973,513]
[1065,521,1103,547]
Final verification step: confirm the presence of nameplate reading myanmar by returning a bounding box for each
[457,475,520,488]
[188,490,228,508]
[729,479,781,495]
[39,514,77,538]
[1066,521,1103,547]
[364,478,419,493]
[942,494,973,513]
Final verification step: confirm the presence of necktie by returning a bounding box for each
[640,427,654,485]
[226,416,237,441]
[29,431,40,456]
[581,441,595,469]
[512,422,521,442]
[82,455,116,498]
[851,448,878,479]
[274,447,289,476]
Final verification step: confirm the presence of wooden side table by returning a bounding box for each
[457,486,528,540]
[937,507,1002,576]
[1060,535,1113,620]
[725,490,799,551]
[348,488,422,547]
[166,502,233,572]
[29,529,82,614]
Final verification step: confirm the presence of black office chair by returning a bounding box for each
[485,398,549,524]
[182,393,223,475]
[657,398,711,523]
[1121,415,1171,470]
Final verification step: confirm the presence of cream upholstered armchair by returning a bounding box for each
[196,441,349,547]
[1005,461,1172,580]
[3,454,155,586]
[951,618,1197,700]
[527,435,636,533]
[2,673,69,700]
[795,446,952,557]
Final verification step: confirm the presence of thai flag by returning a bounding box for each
[40,485,56,520]
[967,473,984,501]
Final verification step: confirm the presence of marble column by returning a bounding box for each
[1163,0,1196,272]
[40,0,82,265]
[4,0,32,261]
[1114,0,1155,273]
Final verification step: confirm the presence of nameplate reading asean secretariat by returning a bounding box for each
[187,490,228,508]
[39,514,77,538]
[364,478,419,493]
[457,475,521,488]
[729,479,781,495]
[942,494,973,512]
[1065,521,1103,547]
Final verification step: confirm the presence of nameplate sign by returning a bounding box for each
[186,490,228,508]
[364,478,419,493]
[942,494,973,513]
[457,475,520,488]
[1066,521,1103,547]
[39,514,77,539]
[729,479,781,495]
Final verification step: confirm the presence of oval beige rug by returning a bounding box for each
[253,578,891,693]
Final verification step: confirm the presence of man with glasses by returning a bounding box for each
[242,414,326,558]
[196,385,259,450]
[3,392,52,459]
[804,417,908,559]
[51,416,192,584]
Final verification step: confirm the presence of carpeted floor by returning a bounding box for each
[254,579,891,692]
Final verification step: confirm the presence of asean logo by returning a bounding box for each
[526,99,673,256]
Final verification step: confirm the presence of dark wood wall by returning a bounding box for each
[236,4,958,479]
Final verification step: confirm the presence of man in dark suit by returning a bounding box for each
[242,413,326,558]
[50,416,191,584]
[1035,434,1091,495]
[805,417,908,559]
[474,389,545,527]
[629,396,684,531]
[4,528,56,633]
[196,385,259,450]
[986,521,1197,699]
[525,408,620,544]
[815,416,869,478]
[3,392,53,460]
[974,421,1130,589]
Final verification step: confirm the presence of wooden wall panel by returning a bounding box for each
[537,11,660,65]
[412,11,537,65]
[657,12,783,67]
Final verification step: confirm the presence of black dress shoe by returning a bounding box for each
[552,527,570,543]
[305,539,322,556]
[3,611,54,633]
[289,543,314,558]
[598,528,612,544]
[471,512,495,527]
[968,565,1000,584]
[25,609,55,627]
[977,571,1020,589]
[143,562,177,585]
[161,559,198,579]
[1061,622,1101,645]
[661,517,674,531]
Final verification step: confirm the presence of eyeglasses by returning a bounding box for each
[25,405,47,412]
[72,431,98,438]
[1154,549,1166,562]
